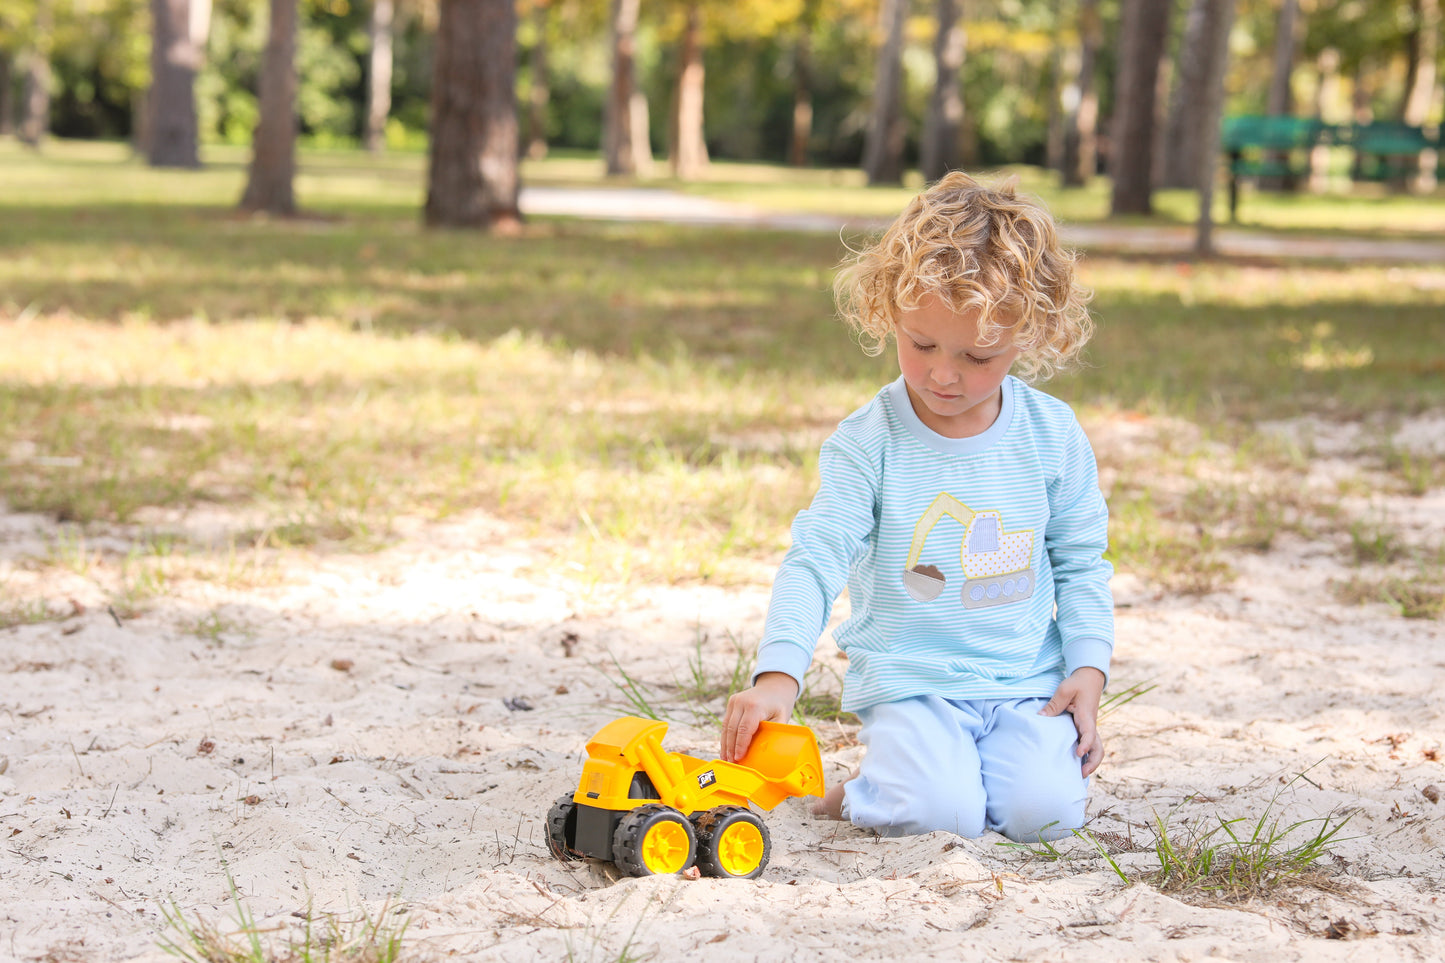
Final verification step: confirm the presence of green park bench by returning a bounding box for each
[1220,115,1327,221]
[1346,122,1437,183]
[1221,116,1440,220]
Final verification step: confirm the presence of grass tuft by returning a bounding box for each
[1146,805,1351,899]
[159,883,413,963]
[1332,572,1445,619]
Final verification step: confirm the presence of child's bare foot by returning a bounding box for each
[811,770,857,820]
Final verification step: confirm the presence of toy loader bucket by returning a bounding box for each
[735,720,825,810]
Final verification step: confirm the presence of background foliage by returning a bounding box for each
[4,0,1440,165]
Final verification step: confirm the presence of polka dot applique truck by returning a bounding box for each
[546,716,825,879]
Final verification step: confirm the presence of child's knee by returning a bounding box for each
[845,770,986,838]
[987,780,1087,842]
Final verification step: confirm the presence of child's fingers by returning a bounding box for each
[1078,731,1104,777]
[1037,685,1074,717]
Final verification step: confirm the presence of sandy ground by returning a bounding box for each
[2,412,1444,962]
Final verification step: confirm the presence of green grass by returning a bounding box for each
[2,139,1443,596]
[159,862,412,963]
[1146,804,1351,900]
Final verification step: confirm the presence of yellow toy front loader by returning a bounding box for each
[546,716,824,879]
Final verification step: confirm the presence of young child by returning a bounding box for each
[720,172,1112,843]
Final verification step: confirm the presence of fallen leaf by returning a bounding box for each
[330,658,354,672]
[1423,784,1440,804]
[243,795,261,806]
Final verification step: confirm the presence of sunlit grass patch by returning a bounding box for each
[1332,572,1445,620]
[3,144,1444,594]
[0,594,65,630]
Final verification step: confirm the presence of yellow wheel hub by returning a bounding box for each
[716,820,765,877]
[641,820,692,874]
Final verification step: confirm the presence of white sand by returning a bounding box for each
[2,415,1443,962]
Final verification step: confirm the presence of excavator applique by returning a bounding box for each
[900,493,1036,608]
[546,716,824,879]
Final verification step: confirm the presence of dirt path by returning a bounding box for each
[520,186,1445,263]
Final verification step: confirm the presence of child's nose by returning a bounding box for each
[933,362,961,386]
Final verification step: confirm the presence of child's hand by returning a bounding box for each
[1039,667,1107,777]
[721,672,799,762]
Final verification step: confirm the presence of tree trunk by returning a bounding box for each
[1062,0,1101,186]
[1160,0,1210,189]
[147,0,203,168]
[17,1,52,149]
[788,0,818,167]
[364,0,395,152]
[1260,0,1298,190]
[1046,10,1065,175]
[921,0,965,182]
[669,2,708,180]
[424,0,521,230]
[1307,48,1339,192]
[1267,0,1297,116]
[1194,0,1237,256]
[863,0,908,185]
[525,0,550,160]
[240,0,299,215]
[1108,0,1172,216]
[1402,0,1440,125]
[1403,0,1440,191]
[0,50,13,136]
[604,0,642,176]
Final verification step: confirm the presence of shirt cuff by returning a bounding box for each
[751,640,813,691]
[1063,638,1113,688]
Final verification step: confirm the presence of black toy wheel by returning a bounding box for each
[693,806,770,879]
[546,794,584,862]
[613,804,697,877]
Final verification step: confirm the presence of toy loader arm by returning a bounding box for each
[732,720,825,809]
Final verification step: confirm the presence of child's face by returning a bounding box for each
[894,295,1020,439]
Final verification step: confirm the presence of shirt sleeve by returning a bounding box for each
[1045,418,1115,685]
[752,432,878,689]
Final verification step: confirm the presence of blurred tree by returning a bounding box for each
[604,0,651,175]
[1266,0,1297,119]
[788,0,820,166]
[1059,0,1101,186]
[668,0,707,178]
[1402,0,1439,191]
[0,50,12,135]
[862,0,906,184]
[363,0,394,151]
[1401,0,1438,126]
[1255,0,1300,191]
[240,0,297,213]
[1160,0,1213,189]
[1108,0,1171,215]
[921,0,964,180]
[146,0,208,167]
[17,0,52,147]
[522,0,550,159]
[424,0,520,230]
[1193,0,1235,255]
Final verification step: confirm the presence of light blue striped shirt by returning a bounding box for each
[755,375,1114,712]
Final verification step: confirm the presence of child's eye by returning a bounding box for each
[966,354,993,366]
[910,340,935,353]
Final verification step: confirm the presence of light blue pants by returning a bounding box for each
[842,695,1088,842]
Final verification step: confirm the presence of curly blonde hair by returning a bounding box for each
[834,172,1093,381]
